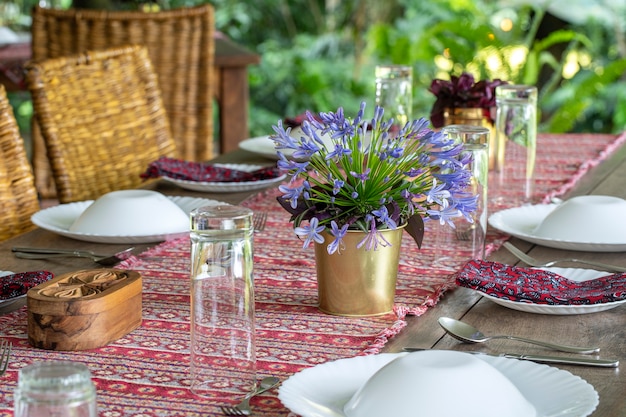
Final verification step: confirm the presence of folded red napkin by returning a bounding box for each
[1,271,54,300]
[141,157,282,183]
[456,260,626,305]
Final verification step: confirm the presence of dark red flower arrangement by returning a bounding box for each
[428,72,508,128]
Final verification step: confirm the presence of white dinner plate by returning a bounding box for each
[162,163,286,193]
[31,196,225,244]
[239,136,280,160]
[239,131,336,162]
[476,267,626,315]
[488,204,626,252]
[0,294,26,314]
[279,352,598,417]
[0,271,27,314]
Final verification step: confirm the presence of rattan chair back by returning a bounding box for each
[25,45,177,204]
[0,85,40,240]
[30,5,215,197]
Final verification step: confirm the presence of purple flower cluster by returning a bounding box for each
[271,102,478,254]
[429,73,508,128]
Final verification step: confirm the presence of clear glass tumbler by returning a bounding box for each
[375,65,413,128]
[493,84,538,208]
[433,125,489,268]
[190,205,256,399]
[14,361,97,417]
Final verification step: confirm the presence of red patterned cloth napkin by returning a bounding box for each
[0,271,53,300]
[141,157,282,182]
[456,260,626,305]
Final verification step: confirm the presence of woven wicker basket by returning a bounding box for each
[25,45,178,204]
[30,5,215,198]
[0,85,40,241]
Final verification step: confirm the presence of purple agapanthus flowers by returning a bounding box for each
[272,101,477,254]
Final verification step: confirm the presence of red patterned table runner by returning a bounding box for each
[0,132,624,417]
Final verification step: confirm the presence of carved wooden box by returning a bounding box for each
[27,269,142,351]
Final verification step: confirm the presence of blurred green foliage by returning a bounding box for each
[204,0,626,136]
[6,0,626,138]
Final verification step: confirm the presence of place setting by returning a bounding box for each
[279,338,605,417]
[238,114,311,161]
[488,195,626,252]
[277,308,622,417]
[141,156,287,193]
[278,350,600,417]
[477,193,626,314]
[453,251,626,315]
[238,135,284,161]
[29,156,284,244]
[30,189,226,244]
[238,114,336,161]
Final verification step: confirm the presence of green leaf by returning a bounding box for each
[522,50,539,85]
[532,30,592,53]
[546,58,626,132]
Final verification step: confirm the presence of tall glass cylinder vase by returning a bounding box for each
[492,85,537,209]
[375,65,413,129]
[189,205,256,399]
[443,107,497,170]
[433,125,489,269]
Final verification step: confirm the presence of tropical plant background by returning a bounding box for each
[4,0,626,140]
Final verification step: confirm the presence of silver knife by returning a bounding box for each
[402,348,619,368]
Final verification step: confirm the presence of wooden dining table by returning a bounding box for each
[0,133,624,416]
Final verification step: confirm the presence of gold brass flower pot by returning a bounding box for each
[314,227,404,317]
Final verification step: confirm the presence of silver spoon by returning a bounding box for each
[438,317,600,354]
[12,247,134,266]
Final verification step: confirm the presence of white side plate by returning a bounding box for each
[162,163,286,193]
[0,295,26,315]
[476,267,626,315]
[31,196,225,244]
[238,136,280,160]
[239,132,336,162]
[0,271,26,314]
[488,204,626,252]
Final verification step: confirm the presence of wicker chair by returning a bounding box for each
[0,85,40,240]
[30,4,215,198]
[25,45,178,204]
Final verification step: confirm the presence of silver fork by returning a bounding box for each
[12,247,135,266]
[455,224,475,241]
[0,340,12,376]
[502,242,626,273]
[220,376,280,416]
[253,211,268,233]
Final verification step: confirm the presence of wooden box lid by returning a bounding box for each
[27,269,142,351]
